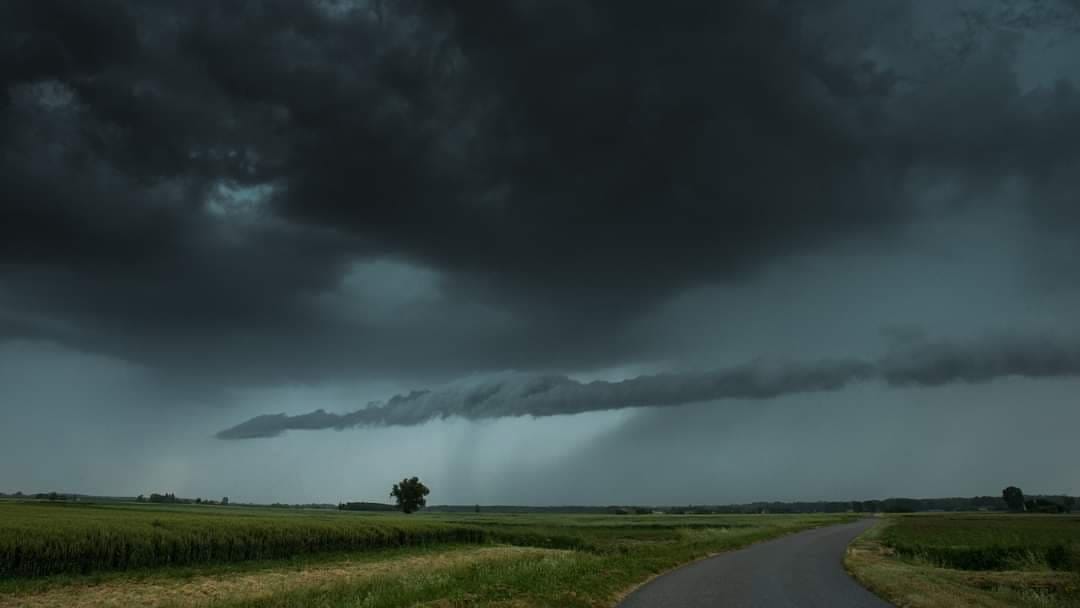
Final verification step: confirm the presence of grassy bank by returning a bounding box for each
[846,514,1080,608]
[0,501,853,607]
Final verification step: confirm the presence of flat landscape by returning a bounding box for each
[0,500,852,607]
[4,500,1080,606]
[5,0,1080,606]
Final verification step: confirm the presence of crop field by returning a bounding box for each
[0,500,853,607]
[883,514,1080,571]
[847,514,1080,608]
[0,502,492,578]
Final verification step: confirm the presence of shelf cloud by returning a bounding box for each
[218,334,1080,438]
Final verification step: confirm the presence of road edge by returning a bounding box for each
[612,517,862,606]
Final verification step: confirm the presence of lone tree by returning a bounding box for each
[1002,486,1026,512]
[390,477,430,514]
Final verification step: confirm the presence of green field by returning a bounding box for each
[0,502,491,578]
[883,514,1080,571]
[847,514,1080,608]
[0,501,853,607]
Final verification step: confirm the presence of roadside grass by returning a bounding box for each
[0,501,854,607]
[202,549,596,608]
[846,515,1080,608]
[1,546,566,608]
[212,517,830,608]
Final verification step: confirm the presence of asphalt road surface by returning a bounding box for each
[619,519,892,608]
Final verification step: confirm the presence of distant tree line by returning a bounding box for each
[1002,486,1074,514]
[146,493,179,503]
[337,476,432,514]
[426,494,1077,515]
[425,505,625,514]
[0,491,79,501]
[5,486,1073,514]
[135,493,230,505]
[32,492,75,502]
[338,501,398,512]
[269,502,339,510]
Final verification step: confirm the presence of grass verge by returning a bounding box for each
[845,516,1080,608]
[0,546,564,608]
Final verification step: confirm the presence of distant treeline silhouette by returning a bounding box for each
[425,495,1076,515]
[135,493,230,505]
[2,492,1074,514]
[338,501,398,512]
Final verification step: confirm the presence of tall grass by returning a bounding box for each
[882,514,1080,572]
[0,502,847,580]
[0,503,487,577]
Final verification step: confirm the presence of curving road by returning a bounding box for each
[619,519,891,608]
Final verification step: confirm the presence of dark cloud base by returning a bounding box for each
[3,1,1080,389]
[217,333,1080,438]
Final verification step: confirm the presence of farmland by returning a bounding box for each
[0,502,488,578]
[847,514,1080,608]
[0,500,852,607]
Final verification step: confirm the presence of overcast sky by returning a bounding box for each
[2,0,1079,505]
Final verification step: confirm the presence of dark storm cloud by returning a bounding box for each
[880,334,1080,386]
[217,358,875,438]
[3,0,1080,386]
[217,333,1080,438]
[275,1,908,296]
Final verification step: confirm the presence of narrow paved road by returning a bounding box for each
[619,519,891,608]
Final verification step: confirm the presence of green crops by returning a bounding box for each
[882,513,1080,572]
[0,502,488,578]
[0,502,851,580]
